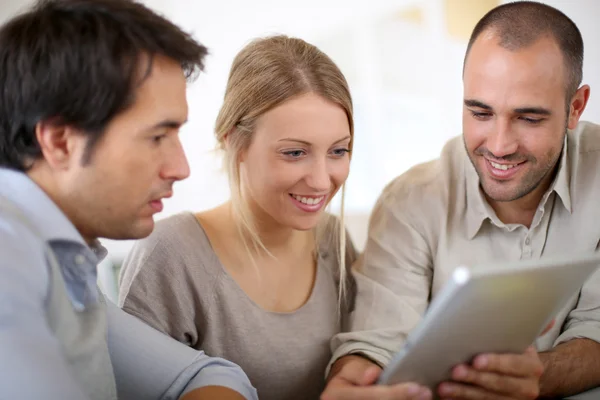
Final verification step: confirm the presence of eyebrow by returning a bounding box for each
[147,119,187,132]
[513,107,552,116]
[464,99,493,110]
[278,135,352,146]
[464,99,552,116]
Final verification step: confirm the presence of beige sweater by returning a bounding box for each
[118,212,356,400]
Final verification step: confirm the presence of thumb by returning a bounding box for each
[525,345,537,355]
[358,366,381,386]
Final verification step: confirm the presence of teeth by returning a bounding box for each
[490,161,517,171]
[291,194,324,205]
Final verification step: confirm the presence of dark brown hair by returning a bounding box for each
[465,1,583,98]
[0,0,208,170]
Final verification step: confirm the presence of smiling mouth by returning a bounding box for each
[483,157,528,181]
[487,156,528,169]
[290,194,326,205]
[488,160,521,170]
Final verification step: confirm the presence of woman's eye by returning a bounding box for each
[283,150,305,158]
[331,148,350,157]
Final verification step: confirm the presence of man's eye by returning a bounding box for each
[471,111,492,120]
[520,117,544,125]
[152,134,167,144]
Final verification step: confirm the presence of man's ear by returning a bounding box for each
[567,84,590,129]
[35,120,84,170]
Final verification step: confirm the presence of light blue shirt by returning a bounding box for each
[0,167,258,400]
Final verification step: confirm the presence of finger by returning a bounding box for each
[450,364,540,398]
[472,349,543,378]
[321,382,431,400]
[524,345,542,360]
[438,382,513,400]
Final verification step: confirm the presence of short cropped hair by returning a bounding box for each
[465,1,583,98]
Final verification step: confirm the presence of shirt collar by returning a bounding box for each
[0,168,106,260]
[552,135,572,214]
[465,157,490,240]
[465,135,571,240]
[92,241,108,262]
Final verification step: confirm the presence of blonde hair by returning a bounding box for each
[215,35,354,304]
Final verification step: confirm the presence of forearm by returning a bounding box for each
[106,301,257,400]
[181,386,247,400]
[538,338,600,397]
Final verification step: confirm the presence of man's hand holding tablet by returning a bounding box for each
[323,321,554,400]
[323,252,599,400]
[435,321,554,399]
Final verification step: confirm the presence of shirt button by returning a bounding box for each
[525,238,531,245]
[74,254,86,265]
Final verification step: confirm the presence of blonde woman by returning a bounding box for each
[118,36,417,400]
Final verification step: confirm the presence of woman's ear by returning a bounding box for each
[222,127,236,150]
[225,127,249,163]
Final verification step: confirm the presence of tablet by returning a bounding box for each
[378,253,600,390]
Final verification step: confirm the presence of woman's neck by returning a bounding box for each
[225,201,312,258]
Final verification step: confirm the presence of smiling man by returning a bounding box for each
[323,2,600,400]
[0,1,256,399]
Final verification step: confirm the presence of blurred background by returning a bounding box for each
[1,0,598,300]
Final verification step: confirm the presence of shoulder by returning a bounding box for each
[117,212,214,341]
[568,122,600,188]
[571,121,600,154]
[126,212,208,262]
[376,135,463,223]
[152,211,206,244]
[567,122,600,218]
[118,212,215,297]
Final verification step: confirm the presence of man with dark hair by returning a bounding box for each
[0,1,257,399]
[465,0,584,100]
[323,2,600,399]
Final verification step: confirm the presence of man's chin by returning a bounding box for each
[481,183,526,203]
[104,218,155,240]
[131,218,156,239]
[479,178,512,201]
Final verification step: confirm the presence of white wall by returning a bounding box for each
[102,0,597,260]
[541,0,600,120]
[88,0,600,259]
[1,0,597,260]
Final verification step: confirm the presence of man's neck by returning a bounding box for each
[487,193,541,228]
[27,165,96,246]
